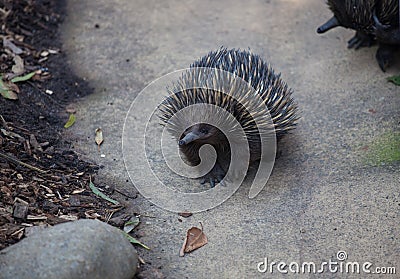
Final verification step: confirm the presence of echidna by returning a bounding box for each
[317,0,399,71]
[159,48,298,187]
[373,9,400,45]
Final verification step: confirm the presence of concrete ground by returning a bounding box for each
[61,0,399,278]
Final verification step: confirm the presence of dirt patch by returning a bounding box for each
[0,0,134,250]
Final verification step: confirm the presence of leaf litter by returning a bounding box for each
[180,222,208,257]
[0,0,145,255]
[123,215,140,233]
[89,179,120,205]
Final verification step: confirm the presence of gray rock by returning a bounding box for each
[0,219,138,279]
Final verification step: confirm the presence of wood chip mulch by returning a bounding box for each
[0,0,127,250]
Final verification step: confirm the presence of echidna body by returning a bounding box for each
[159,48,298,186]
[317,0,399,71]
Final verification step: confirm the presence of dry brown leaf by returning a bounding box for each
[12,55,24,75]
[0,78,19,100]
[179,222,208,257]
[178,211,193,218]
[95,128,103,151]
[9,81,19,93]
[65,104,76,114]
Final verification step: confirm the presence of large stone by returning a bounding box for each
[0,219,137,279]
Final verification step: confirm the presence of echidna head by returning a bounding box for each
[178,123,220,146]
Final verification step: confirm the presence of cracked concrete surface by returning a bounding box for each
[61,0,399,278]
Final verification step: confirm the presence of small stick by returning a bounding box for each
[0,152,47,173]
[113,188,137,199]
[7,122,31,134]
[0,115,9,129]
[27,81,63,108]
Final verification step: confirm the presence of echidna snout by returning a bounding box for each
[317,16,340,33]
[179,124,220,146]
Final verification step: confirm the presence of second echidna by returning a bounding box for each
[159,48,298,186]
[317,0,399,71]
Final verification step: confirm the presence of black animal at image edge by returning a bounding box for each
[317,0,399,71]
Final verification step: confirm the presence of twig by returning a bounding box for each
[106,210,115,222]
[26,81,63,108]
[12,40,35,50]
[0,115,9,129]
[113,188,138,199]
[138,256,146,265]
[7,122,31,134]
[0,151,47,173]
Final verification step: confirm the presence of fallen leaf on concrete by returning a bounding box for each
[123,231,150,250]
[123,215,140,233]
[95,128,103,150]
[64,114,76,128]
[179,222,208,257]
[178,211,192,218]
[387,75,400,86]
[65,104,76,114]
[89,179,119,205]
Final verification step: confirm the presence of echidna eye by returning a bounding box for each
[200,128,208,134]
